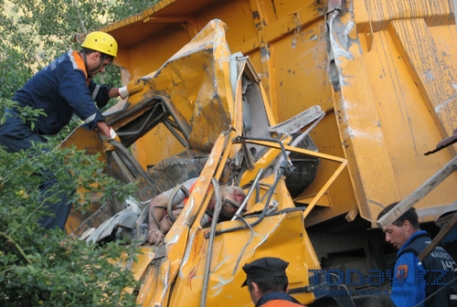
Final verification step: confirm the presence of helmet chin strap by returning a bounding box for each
[81,50,108,78]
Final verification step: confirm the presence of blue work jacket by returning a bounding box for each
[391,230,428,307]
[13,50,111,135]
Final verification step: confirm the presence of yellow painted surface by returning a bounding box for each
[169,211,318,307]
[59,0,457,306]
[96,0,457,226]
[72,1,457,304]
[64,10,345,307]
[99,0,350,228]
[134,131,324,306]
[59,127,108,233]
[348,5,457,223]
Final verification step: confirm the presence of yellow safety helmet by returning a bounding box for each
[81,31,118,57]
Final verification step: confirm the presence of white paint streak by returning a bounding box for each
[179,232,197,278]
[167,233,180,244]
[346,127,382,140]
[339,99,383,141]
[328,11,353,61]
[343,20,355,38]
[436,94,457,112]
[253,217,284,250]
[211,274,234,295]
[180,197,194,221]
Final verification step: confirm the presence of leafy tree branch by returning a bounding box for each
[0,231,32,264]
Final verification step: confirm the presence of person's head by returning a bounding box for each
[209,185,246,220]
[377,202,421,249]
[241,257,289,304]
[80,31,118,77]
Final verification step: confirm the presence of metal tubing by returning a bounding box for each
[231,168,265,221]
[201,178,221,307]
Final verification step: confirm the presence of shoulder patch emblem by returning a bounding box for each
[396,264,408,279]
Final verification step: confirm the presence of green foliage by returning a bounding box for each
[0,0,160,140]
[0,42,34,99]
[0,126,140,306]
[0,97,46,129]
[0,0,160,130]
[0,1,164,304]
[106,0,160,24]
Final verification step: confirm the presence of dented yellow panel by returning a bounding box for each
[339,0,457,223]
[58,1,457,306]
[168,211,318,307]
[98,0,457,237]
[99,0,355,228]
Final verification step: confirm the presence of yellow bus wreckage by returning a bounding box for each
[60,0,457,306]
[62,20,347,307]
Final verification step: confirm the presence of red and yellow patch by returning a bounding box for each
[396,264,408,279]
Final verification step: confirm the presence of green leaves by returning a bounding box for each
[0,114,140,306]
[0,2,166,305]
[0,142,141,306]
[0,0,160,104]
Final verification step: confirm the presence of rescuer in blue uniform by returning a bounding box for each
[0,31,144,230]
[378,203,457,307]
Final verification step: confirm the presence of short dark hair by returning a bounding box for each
[377,202,420,229]
[81,47,114,62]
[247,275,288,294]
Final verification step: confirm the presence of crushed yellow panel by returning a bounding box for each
[389,18,457,144]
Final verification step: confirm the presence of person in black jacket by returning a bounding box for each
[378,203,457,306]
[0,31,144,230]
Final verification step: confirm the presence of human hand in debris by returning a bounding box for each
[148,194,168,235]
[159,209,182,233]
[147,186,187,244]
[148,229,165,245]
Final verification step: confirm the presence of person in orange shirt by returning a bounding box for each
[241,257,306,307]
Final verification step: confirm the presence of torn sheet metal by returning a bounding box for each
[67,16,351,307]
[104,19,234,153]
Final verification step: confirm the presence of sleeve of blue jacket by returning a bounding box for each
[58,69,105,129]
[391,252,426,307]
[88,80,112,109]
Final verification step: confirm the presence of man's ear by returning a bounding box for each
[403,220,411,230]
[95,52,103,61]
[249,281,262,303]
[254,282,263,295]
[88,52,101,62]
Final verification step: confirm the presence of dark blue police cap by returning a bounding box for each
[241,257,289,287]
